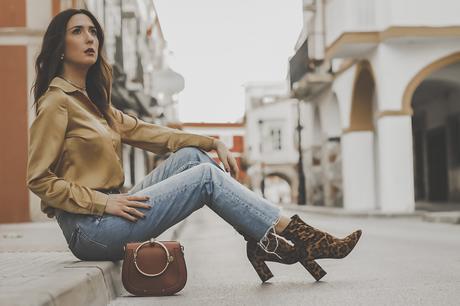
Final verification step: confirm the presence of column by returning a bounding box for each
[341,131,376,211]
[376,115,415,212]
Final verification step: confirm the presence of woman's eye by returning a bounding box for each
[90,29,97,35]
[72,28,80,34]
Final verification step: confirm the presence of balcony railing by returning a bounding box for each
[325,0,460,49]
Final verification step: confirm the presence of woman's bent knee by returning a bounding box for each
[174,146,207,160]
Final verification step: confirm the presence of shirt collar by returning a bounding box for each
[49,76,82,94]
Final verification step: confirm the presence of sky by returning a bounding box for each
[154,0,303,123]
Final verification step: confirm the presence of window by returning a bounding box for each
[270,128,282,151]
[259,119,283,153]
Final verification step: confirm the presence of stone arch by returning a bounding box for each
[264,171,294,204]
[349,60,376,131]
[403,52,460,113]
[321,92,342,138]
[407,52,460,204]
[265,172,292,186]
[319,91,343,207]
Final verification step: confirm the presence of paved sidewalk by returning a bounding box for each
[0,219,180,306]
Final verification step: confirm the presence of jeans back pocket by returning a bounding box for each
[69,225,109,261]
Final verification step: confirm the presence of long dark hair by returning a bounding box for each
[31,9,117,130]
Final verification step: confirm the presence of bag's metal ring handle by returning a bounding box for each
[133,238,174,277]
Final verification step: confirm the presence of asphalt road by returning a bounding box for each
[110,205,460,306]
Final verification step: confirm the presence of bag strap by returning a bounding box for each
[133,238,174,277]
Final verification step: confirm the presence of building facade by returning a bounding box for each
[289,0,460,212]
[244,82,305,204]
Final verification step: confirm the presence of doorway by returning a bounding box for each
[426,127,448,201]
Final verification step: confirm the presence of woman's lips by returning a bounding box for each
[84,50,95,56]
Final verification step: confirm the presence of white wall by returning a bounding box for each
[325,0,378,45]
[26,0,51,29]
[332,65,356,129]
[371,40,460,112]
[317,90,342,138]
[246,99,299,164]
[387,0,460,28]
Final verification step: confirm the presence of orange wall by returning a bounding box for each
[53,0,61,16]
[0,0,26,27]
[0,46,30,222]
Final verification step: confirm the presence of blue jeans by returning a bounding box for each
[55,147,281,261]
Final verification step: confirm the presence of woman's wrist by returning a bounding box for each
[212,138,220,149]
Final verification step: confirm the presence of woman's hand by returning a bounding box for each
[104,193,151,222]
[213,139,240,180]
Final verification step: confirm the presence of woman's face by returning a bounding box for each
[63,13,99,67]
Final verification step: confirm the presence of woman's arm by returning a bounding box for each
[111,106,239,179]
[27,92,108,215]
[111,106,216,154]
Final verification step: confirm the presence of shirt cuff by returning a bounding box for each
[200,136,216,151]
[90,191,109,216]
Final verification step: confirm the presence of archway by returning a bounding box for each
[319,92,343,207]
[341,60,377,210]
[349,61,375,131]
[264,172,292,205]
[405,53,460,206]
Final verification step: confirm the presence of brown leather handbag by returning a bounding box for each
[122,239,187,296]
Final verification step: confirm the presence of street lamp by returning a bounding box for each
[258,119,266,198]
[296,100,307,205]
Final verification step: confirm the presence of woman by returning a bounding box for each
[28,8,362,283]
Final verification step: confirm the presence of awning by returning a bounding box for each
[289,37,313,89]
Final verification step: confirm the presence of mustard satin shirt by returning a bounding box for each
[27,77,215,218]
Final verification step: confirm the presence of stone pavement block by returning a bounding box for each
[66,261,123,301]
[0,221,122,306]
[0,251,122,306]
[0,221,67,252]
[0,292,53,306]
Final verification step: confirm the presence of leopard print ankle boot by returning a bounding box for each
[279,214,362,281]
[245,232,299,282]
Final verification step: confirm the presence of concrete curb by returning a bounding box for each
[0,252,123,306]
[282,204,460,225]
[422,211,460,224]
[60,261,123,306]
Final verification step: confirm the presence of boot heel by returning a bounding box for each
[248,254,274,282]
[299,259,327,281]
